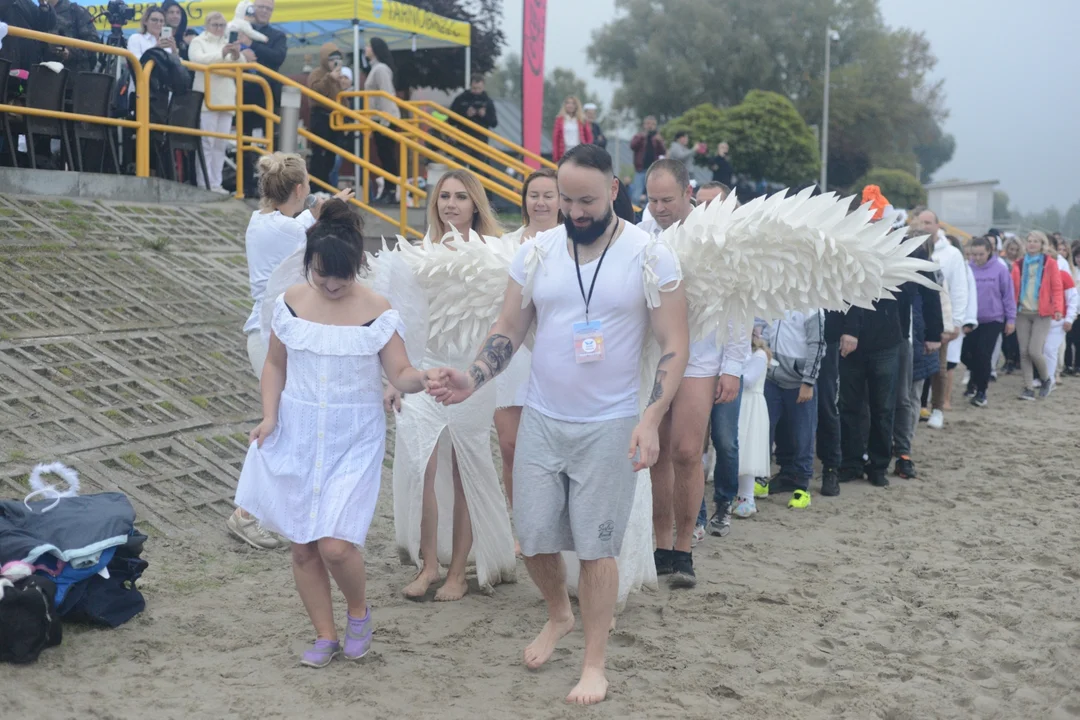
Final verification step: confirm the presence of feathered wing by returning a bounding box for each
[664,186,941,345]
[256,244,429,367]
[388,230,522,358]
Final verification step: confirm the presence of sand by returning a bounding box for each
[5,370,1080,720]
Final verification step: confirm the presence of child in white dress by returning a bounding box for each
[235,200,435,669]
[732,337,771,518]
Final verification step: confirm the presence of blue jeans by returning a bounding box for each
[839,343,900,474]
[765,380,817,490]
[630,170,647,205]
[329,155,343,188]
[698,380,743,524]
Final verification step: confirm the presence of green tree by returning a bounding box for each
[486,53,605,138]
[391,0,506,93]
[993,190,1013,222]
[1063,201,1080,239]
[588,0,952,191]
[663,92,819,186]
[853,168,927,210]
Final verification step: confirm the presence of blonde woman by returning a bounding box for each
[228,152,352,549]
[189,12,242,192]
[389,170,515,601]
[494,169,560,553]
[1010,231,1065,399]
[552,95,593,162]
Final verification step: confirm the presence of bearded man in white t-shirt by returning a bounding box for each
[428,144,689,706]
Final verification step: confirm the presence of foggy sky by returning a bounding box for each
[500,0,1080,213]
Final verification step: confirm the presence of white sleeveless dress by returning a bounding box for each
[235,298,403,546]
[738,349,771,478]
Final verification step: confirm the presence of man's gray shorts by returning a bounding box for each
[513,406,638,561]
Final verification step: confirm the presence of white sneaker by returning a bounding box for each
[961,371,971,386]
[691,524,706,547]
[927,409,944,429]
[227,511,283,550]
[732,496,757,518]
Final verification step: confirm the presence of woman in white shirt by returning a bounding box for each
[188,12,242,192]
[552,95,592,162]
[127,6,174,65]
[363,37,402,204]
[493,169,560,553]
[228,152,353,550]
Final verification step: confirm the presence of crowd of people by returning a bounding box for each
[225,134,1076,706]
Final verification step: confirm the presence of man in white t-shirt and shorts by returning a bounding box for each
[428,144,689,706]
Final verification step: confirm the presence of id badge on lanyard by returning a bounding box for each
[572,220,618,365]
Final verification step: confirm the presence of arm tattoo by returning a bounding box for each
[646,352,676,408]
[467,334,514,390]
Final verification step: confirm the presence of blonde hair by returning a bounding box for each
[140,5,165,33]
[205,11,226,25]
[751,334,772,365]
[426,169,503,240]
[257,152,307,210]
[560,95,585,124]
[1026,230,1051,256]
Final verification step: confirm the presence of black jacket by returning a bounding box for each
[45,0,100,72]
[0,0,55,72]
[450,90,497,139]
[244,22,287,108]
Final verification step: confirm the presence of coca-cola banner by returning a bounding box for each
[522,0,547,167]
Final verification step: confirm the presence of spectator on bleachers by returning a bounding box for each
[364,36,400,203]
[42,0,99,72]
[161,0,189,59]
[449,73,498,156]
[189,11,242,193]
[240,0,287,196]
[0,0,55,74]
[306,42,350,186]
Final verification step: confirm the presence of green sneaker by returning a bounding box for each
[787,489,811,509]
[753,478,769,498]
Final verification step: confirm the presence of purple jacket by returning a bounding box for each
[970,258,1016,325]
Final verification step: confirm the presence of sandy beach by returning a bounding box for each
[4,368,1079,720]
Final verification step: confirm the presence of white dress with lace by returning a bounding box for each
[235,297,401,546]
[391,230,517,593]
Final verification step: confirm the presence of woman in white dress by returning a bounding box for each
[228,153,352,550]
[495,169,560,547]
[390,170,517,600]
[235,200,435,668]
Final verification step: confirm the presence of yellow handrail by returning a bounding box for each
[411,99,556,171]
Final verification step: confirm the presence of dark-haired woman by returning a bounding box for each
[235,197,435,668]
[364,37,401,203]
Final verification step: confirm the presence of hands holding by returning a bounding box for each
[249,417,276,447]
[425,367,476,406]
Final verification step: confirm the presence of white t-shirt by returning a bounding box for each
[243,209,316,334]
[563,117,581,150]
[509,223,680,422]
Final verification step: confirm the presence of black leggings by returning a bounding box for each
[966,322,1003,393]
[1065,322,1080,370]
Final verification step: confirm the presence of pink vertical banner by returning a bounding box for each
[522,0,547,168]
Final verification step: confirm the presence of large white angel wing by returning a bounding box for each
[389,229,520,359]
[665,186,940,345]
[257,244,429,367]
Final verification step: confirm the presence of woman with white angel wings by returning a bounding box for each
[397,179,939,613]
[387,170,517,601]
[494,169,561,551]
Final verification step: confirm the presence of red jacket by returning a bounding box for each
[1011,255,1065,318]
[552,114,593,162]
[630,131,666,171]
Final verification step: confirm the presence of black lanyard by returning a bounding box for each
[573,218,619,323]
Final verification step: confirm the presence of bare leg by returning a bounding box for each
[649,410,675,550]
[317,538,367,616]
[567,557,618,705]
[943,367,954,410]
[669,377,715,552]
[494,406,523,556]
[521,552,575,669]
[435,449,473,601]
[403,446,442,598]
[292,541,337,641]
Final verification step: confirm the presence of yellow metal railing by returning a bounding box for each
[0,27,554,238]
[410,98,556,171]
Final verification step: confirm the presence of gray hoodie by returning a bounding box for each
[763,310,825,390]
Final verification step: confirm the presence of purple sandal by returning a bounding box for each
[300,638,341,668]
[343,608,372,660]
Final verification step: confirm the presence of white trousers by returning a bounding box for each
[198,110,233,190]
[1044,321,1066,380]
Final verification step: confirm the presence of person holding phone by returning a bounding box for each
[189,11,242,192]
[306,42,352,186]
[128,6,172,60]
[160,0,189,59]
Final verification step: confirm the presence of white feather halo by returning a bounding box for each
[662,186,940,345]
[389,229,520,359]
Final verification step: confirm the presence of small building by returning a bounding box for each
[925,179,999,238]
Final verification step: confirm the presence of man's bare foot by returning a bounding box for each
[523,614,575,669]
[566,667,608,705]
[434,573,468,602]
[403,569,441,599]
